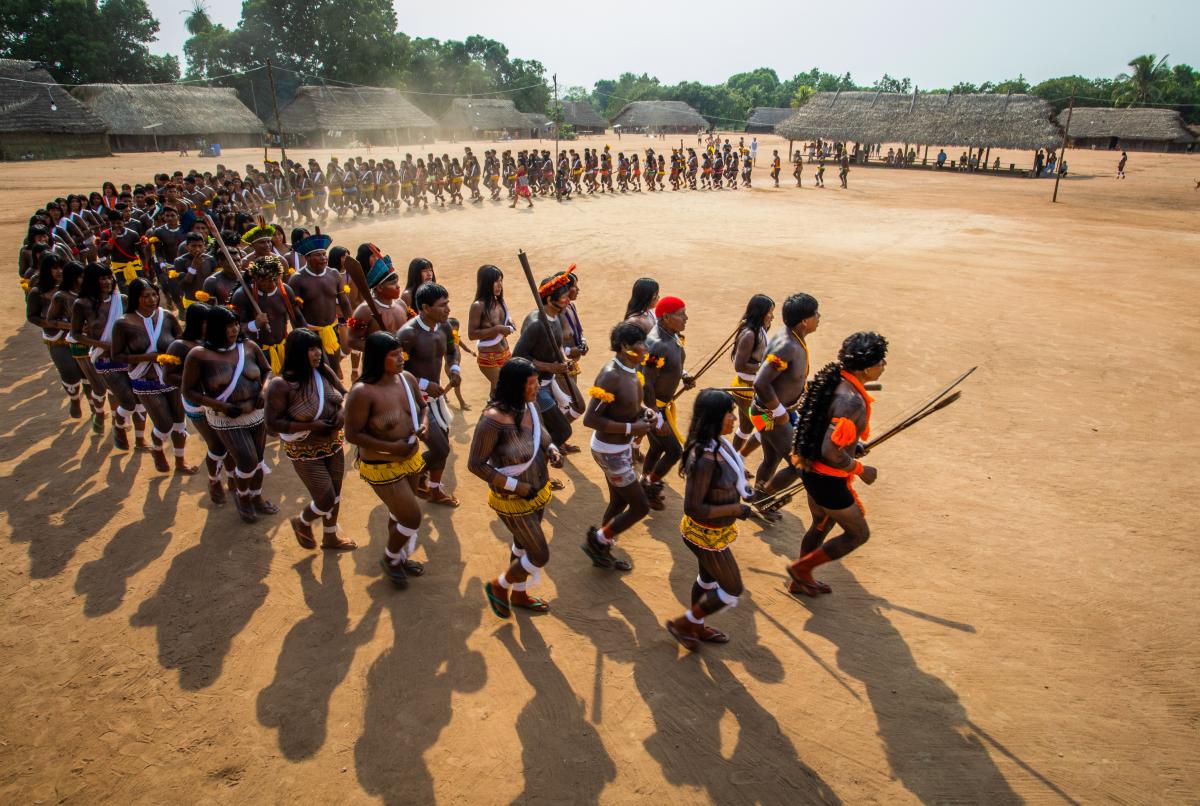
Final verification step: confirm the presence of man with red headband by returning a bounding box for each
[639,295,695,508]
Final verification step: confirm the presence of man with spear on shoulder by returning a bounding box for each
[233,254,305,376]
[638,295,694,509]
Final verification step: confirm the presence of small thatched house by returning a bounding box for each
[746,107,794,134]
[72,84,263,151]
[439,98,535,140]
[274,86,438,147]
[1062,107,1196,152]
[775,91,1061,151]
[0,59,109,160]
[611,101,708,133]
[561,101,607,134]
[524,112,553,138]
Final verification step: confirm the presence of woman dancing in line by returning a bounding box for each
[401,257,435,316]
[343,331,428,587]
[266,328,356,551]
[110,277,195,475]
[467,264,515,392]
[665,389,754,651]
[181,305,277,523]
[785,332,888,597]
[162,302,235,503]
[729,294,774,459]
[471,358,564,618]
[623,277,660,336]
[70,262,147,450]
[26,255,85,419]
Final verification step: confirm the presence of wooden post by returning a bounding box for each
[265,59,292,194]
[553,73,561,201]
[1052,87,1075,203]
[923,144,929,165]
[984,146,991,171]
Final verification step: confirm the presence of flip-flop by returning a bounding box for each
[402,559,424,576]
[429,492,460,508]
[253,498,280,515]
[549,478,566,491]
[813,579,833,595]
[320,537,357,551]
[484,581,511,619]
[290,516,317,549]
[698,625,730,643]
[665,620,700,652]
[580,539,634,572]
[235,496,258,524]
[379,557,408,588]
[510,594,550,613]
[786,577,822,598]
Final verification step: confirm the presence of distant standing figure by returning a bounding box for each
[838,153,850,188]
[1117,151,1127,179]
[1032,149,1044,178]
[936,148,947,168]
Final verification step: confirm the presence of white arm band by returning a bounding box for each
[449,364,460,375]
[247,321,258,333]
[772,403,786,418]
[187,267,198,275]
[625,422,631,435]
[502,475,519,492]
[418,377,429,391]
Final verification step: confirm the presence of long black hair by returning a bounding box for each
[680,389,734,476]
[732,293,774,360]
[405,257,434,300]
[203,304,240,350]
[281,328,324,383]
[78,262,114,305]
[60,261,85,294]
[623,277,659,319]
[35,253,64,294]
[127,277,157,311]
[328,245,349,272]
[360,330,401,385]
[181,301,210,341]
[473,264,504,311]
[792,332,888,461]
[488,357,536,418]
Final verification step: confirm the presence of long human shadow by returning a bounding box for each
[556,571,839,804]
[495,620,617,804]
[354,516,487,803]
[257,553,382,760]
[129,500,273,690]
[797,567,1047,804]
[75,473,181,617]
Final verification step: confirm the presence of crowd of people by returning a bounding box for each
[19,170,892,651]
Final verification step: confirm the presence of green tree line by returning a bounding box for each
[2,0,1197,125]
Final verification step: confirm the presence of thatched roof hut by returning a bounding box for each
[561,101,607,134]
[524,112,553,138]
[611,101,708,133]
[1063,107,1196,152]
[72,84,263,151]
[746,107,794,134]
[274,85,438,147]
[775,91,1061,150]
[439,98,535,139]
[0,59,109,160]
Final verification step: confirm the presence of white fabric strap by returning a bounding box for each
[717,438,754,499]
[494,403,541,477]
[214,343,246,403]
[401,374,421,445]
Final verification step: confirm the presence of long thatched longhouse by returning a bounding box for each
[439,98,536,140]
[1062,107,1196,152]
[611,101,708,133]
[274,86,438,147]
[524,112,553,138]
[72,84,263,151]
[560,101,607,134]
[0,59,109,160]
[746,107,794,134]
[775,91,1062,151]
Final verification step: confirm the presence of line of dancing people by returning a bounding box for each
[24,211,890,650]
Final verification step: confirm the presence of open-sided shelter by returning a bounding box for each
[72,84,264,151]
[0,59,109,160]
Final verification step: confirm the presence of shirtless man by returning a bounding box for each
[200,245,243,308]
[511,271,576,452]
[176,233,217,308]
[181,305,277,523]
[288,232,351,377]
[751,293,820,508]
[344,331,428,587]
[639,296,695,508]
[580,322,661,572]
[233,255,305,375]
[101,209,146,291]
[397,282,461,506]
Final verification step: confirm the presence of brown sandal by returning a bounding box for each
[665,619,700,652]
[428,490,460,508]
[320,535,358,551]
[291,516,316,549]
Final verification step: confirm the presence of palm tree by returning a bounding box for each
[1115,54,1170,106]
[184,0,212,36]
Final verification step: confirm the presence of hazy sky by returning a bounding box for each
[149,0,1198,91]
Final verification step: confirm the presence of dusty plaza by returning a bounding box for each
[1,133,1198,803]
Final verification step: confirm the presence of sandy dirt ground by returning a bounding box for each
[1,133,1197,804]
